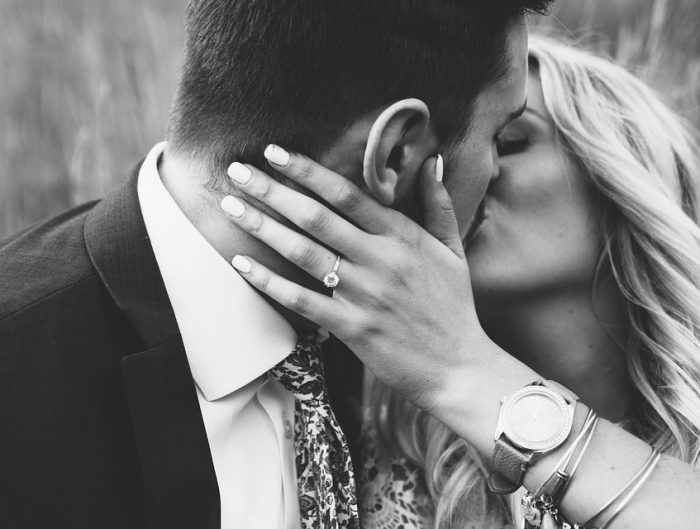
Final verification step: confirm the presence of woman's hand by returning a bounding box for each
[221,145,495,411]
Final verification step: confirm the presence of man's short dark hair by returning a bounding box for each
[168,0,552,184]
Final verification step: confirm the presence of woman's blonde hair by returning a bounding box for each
[364,34,700,528]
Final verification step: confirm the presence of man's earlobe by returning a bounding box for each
[363,98,438,206]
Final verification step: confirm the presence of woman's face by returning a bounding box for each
[465,72,601,303]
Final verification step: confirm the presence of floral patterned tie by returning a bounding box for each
[269,334,360,529]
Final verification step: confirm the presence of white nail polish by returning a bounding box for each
[227,162,252,184]
[264,144,290,167]
[232,255,252,273]
[221,195,246,217]
[435,154,444,183]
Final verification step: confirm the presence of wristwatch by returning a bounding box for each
[488,380,578,494]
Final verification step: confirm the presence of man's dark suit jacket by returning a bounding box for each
[0,164,363,529]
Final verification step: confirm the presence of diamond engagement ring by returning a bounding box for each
[323,255,342,289]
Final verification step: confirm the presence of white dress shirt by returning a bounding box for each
[137,142,301,529]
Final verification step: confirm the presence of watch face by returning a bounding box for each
[502,386,574,451]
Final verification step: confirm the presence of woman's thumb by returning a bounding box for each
[419,155,465,258]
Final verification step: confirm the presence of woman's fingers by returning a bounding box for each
[261,144,400,234]
[419,155,466,259]
[231,254,341,329]
[221,195,351,284]
[227,162,369,257]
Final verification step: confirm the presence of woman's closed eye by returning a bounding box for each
[496,133,529,156]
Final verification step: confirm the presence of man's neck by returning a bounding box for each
[158,149,321,335]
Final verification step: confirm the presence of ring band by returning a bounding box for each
[323,255,342,289]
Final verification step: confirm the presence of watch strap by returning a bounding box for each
[488,434,536,493]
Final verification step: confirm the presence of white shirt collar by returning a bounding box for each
[137,142,298,401]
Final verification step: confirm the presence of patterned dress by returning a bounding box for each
[358,425,434,529]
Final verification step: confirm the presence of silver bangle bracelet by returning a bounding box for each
[584,448,662,529]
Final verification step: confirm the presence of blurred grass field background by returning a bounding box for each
[1,0,699,238]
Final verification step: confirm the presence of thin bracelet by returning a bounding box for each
[535,408,598,504]
[552,408,597,475]
[583,448,661,528]
[596,450,661,529]
[567,414,598,481]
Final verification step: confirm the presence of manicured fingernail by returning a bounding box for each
[435,154,444,183]
[221,195,246,217]
[232,255,252,273]
[227,162,252,184]
[264,144,290,167]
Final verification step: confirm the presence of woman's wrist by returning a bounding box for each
[426,334,539,457]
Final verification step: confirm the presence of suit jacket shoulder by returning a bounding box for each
[0,200,99,323]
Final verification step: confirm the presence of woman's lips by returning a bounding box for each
[464,199,487,247]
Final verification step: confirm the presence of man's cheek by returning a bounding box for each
[449,193,473,237]
[447,184,486,238]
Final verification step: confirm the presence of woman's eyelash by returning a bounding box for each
[496,137,528,156]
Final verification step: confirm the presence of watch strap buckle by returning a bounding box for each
[487,471,521,494]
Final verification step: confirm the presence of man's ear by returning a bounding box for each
[363,98,438,206]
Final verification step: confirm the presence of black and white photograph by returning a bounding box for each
[1,1,699,528]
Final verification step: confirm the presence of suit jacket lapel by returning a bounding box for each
[84,166,219,529]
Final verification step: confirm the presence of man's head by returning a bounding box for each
[167,0,551,216]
